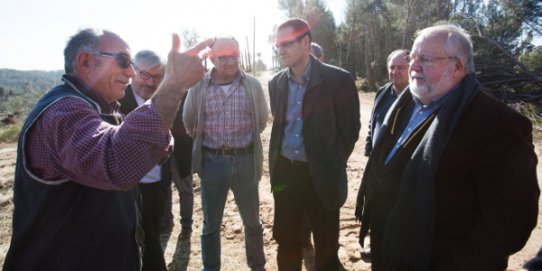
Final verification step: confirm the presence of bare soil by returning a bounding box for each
[0,72,540,270]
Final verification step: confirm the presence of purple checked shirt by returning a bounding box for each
[26,97,171,191]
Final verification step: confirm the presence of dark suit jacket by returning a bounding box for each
[365,83,394,156]
[118,85,139,116]
[429,90,539,270]
[268,56,361,211]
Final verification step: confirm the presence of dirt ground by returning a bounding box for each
[0,72,540,270]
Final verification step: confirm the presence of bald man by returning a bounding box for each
[183,36,269,271]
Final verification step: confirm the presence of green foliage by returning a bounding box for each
[272,0,337,69]
[519,47,542,73]
[0,69,63,95]
[510,102,542,127]
[2,92,43,115]
[0,69,62,115]
[328,0,542,96]
[277,0,304,17]
[0,123,21,143]
[303,0,337,64]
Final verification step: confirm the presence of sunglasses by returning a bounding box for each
[97,51,134,69]
[274,33,308,51]
[215,55,240,62]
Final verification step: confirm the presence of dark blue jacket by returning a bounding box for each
[4,77,140,271]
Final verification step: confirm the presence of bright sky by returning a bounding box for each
[0,0,346,71]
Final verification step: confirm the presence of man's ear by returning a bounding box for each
[453,59,466,76]
[76,52,93,74]
[303,35,311,48]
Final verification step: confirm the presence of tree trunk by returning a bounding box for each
[402,0,415,49]
[345,0,357,70]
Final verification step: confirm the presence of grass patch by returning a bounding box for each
[0,124,21,143]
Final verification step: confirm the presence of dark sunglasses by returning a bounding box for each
[274,33,308,51]
[216,55,240,62]
[97,51,134,69]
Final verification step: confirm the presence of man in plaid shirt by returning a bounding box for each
[4,28,213,271]
[183,36,269,271]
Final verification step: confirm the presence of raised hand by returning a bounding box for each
[152,34,214,132]
[162,34,214,90]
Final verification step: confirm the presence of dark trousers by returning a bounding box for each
[162,172,194,228]
[139,182,168,271]
[272,155,340,271]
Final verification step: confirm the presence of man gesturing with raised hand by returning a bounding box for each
[4,29,213,271]
[153,33,213,132]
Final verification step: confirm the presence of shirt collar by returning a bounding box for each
[287,60,312,85]
[132,89,147,106]
[412,83,461,110]
[208,68,244,86]
[388,85,400,97]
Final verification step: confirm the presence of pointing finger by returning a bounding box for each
[184,37,215,57]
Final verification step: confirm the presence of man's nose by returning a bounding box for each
[126,65,136,78]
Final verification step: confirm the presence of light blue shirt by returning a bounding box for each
[281,62,312,161]
[384,91,454,165]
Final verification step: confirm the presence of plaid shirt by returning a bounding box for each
[202,76,253,149]
[26,97,171,191]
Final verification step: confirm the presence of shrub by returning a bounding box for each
[0,124,21,143]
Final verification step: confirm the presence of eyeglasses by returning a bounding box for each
[215,55,240,62]
[97,51,134,69]
[137,69,164,82]
[274,33,308,51]
[404,54,457,66]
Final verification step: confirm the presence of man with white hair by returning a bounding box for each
[356,24,539,270]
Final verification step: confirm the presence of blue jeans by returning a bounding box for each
[200,151,266,271]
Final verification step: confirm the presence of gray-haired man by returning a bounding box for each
[119,50,168,271]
